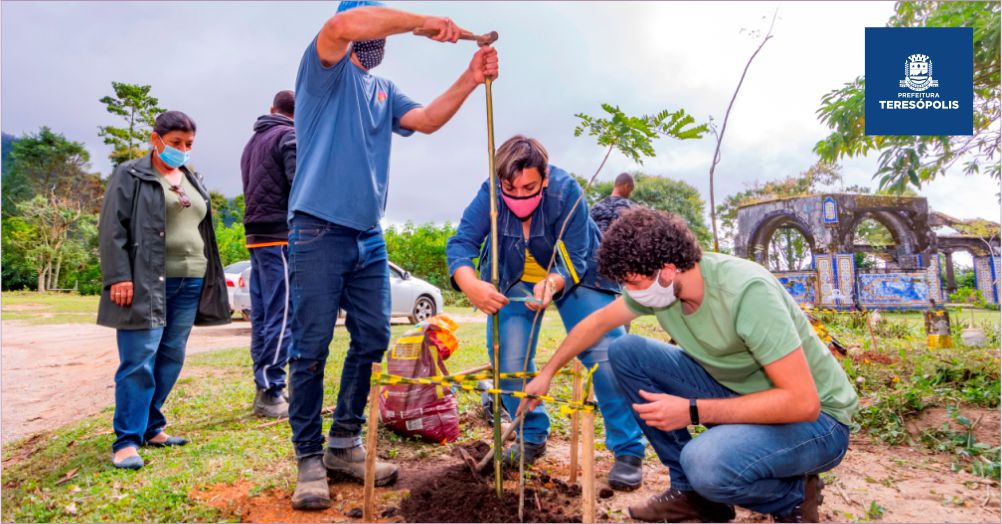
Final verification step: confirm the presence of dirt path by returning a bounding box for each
[0,320,254,443]
[0,312,454,444]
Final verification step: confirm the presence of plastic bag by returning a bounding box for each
[378,315,460,443]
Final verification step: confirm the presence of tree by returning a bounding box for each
[814,2,1001,192]
[98,82,165,166]
[2,127,103,215]
[384,222,457,289]
[581,172,712,247]
[1,216,39,290]
[13,195,87,292]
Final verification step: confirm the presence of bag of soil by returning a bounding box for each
[378,315,461,443]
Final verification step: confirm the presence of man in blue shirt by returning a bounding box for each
[287,1,499,511]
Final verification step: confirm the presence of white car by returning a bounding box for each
[231,261,444,324]
[223,260,250,316]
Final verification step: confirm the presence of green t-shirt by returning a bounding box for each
[158,174,208,278]
[623,253,858,426]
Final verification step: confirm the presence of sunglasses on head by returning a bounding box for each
[169,184,192,208]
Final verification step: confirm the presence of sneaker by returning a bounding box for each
[253,389,289,418]
[290,455,331,511]
[608,454,643,491]
[772,474,824,523]
[500,441,547,467]
[628,487,736,522]
[323,445,398,486]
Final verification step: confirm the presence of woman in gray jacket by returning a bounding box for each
[98,111,229,469]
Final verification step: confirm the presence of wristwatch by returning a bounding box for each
[689,398,700,426]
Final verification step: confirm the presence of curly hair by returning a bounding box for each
[597,207,702,281]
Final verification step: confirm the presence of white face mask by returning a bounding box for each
[626,270,677,308]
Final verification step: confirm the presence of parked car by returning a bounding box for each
[387,261,445,323]
[224,260,250,316]
[231,261,444,324]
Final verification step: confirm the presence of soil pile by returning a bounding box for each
[400,442,583,523]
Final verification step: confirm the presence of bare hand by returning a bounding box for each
[468,46,499,84]
[527,274,563,312]
[632,390,691,432]
[418,16,462,43]
[110,281,134,307]
[517,374,552,417]
[465,279,509,315]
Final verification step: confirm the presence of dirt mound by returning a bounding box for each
[399,461,581,523]
[851,350,896,365]
[906,406,1001,446]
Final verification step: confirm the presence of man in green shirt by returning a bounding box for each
[522,208,857,523]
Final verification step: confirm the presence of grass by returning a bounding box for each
[0,302,668,522]
[1,291,99,324]
[815,308,1001,479]
[2,292,999,521]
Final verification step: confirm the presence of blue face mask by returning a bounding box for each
[156,135,190,168]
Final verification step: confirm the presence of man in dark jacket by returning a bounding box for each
[240,90,297,418]
[590,172,638,234]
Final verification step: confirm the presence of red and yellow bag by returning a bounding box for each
[378,315,460,443]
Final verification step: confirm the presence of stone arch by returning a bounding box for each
[747,211,818,268]
[844,210,918,256]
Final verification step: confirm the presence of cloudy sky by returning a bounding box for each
[2,1,999,235]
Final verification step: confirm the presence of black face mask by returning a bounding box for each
[354,39,385,70]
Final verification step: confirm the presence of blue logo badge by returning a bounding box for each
[865,27,973,136]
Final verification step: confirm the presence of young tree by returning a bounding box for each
[708,8,779,252]
[98,82,165,166]
[815,2,1001,192]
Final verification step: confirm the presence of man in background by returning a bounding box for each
[240,90,297,419]
[590,172,638,234]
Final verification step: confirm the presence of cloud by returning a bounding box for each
[2,0,998,230]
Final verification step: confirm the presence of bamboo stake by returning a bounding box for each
[569,360,583,484]
[363,363,381,521]
[581,387,596,523]
[484,75,504,498]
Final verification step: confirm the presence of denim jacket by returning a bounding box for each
[446,165,619,297]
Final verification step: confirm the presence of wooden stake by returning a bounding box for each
[569,360,583,484]
[581,387,596,523]
[363,362,381,521]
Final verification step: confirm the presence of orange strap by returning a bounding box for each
[246,241,289,248]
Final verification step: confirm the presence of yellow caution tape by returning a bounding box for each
[371,371,597,413]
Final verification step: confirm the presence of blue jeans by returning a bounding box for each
[608,335,850,515]
[113,277,203,452]
[249,245,293,393]
[287,213,390,457]
[487,282,646,458]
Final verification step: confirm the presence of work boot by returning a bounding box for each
[608,454,643,491]
[500,441,547,467]
[480,381,513,424]
[772,474,824,523]
[628,487,736,522]
[253,389,289,418]
[290,455,331,511]
[323,445,398,486]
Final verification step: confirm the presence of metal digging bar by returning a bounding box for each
[481,42,504,499]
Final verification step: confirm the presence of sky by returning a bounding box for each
[2,1,999,247]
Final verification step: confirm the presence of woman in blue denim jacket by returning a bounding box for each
[446,135,646,490]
